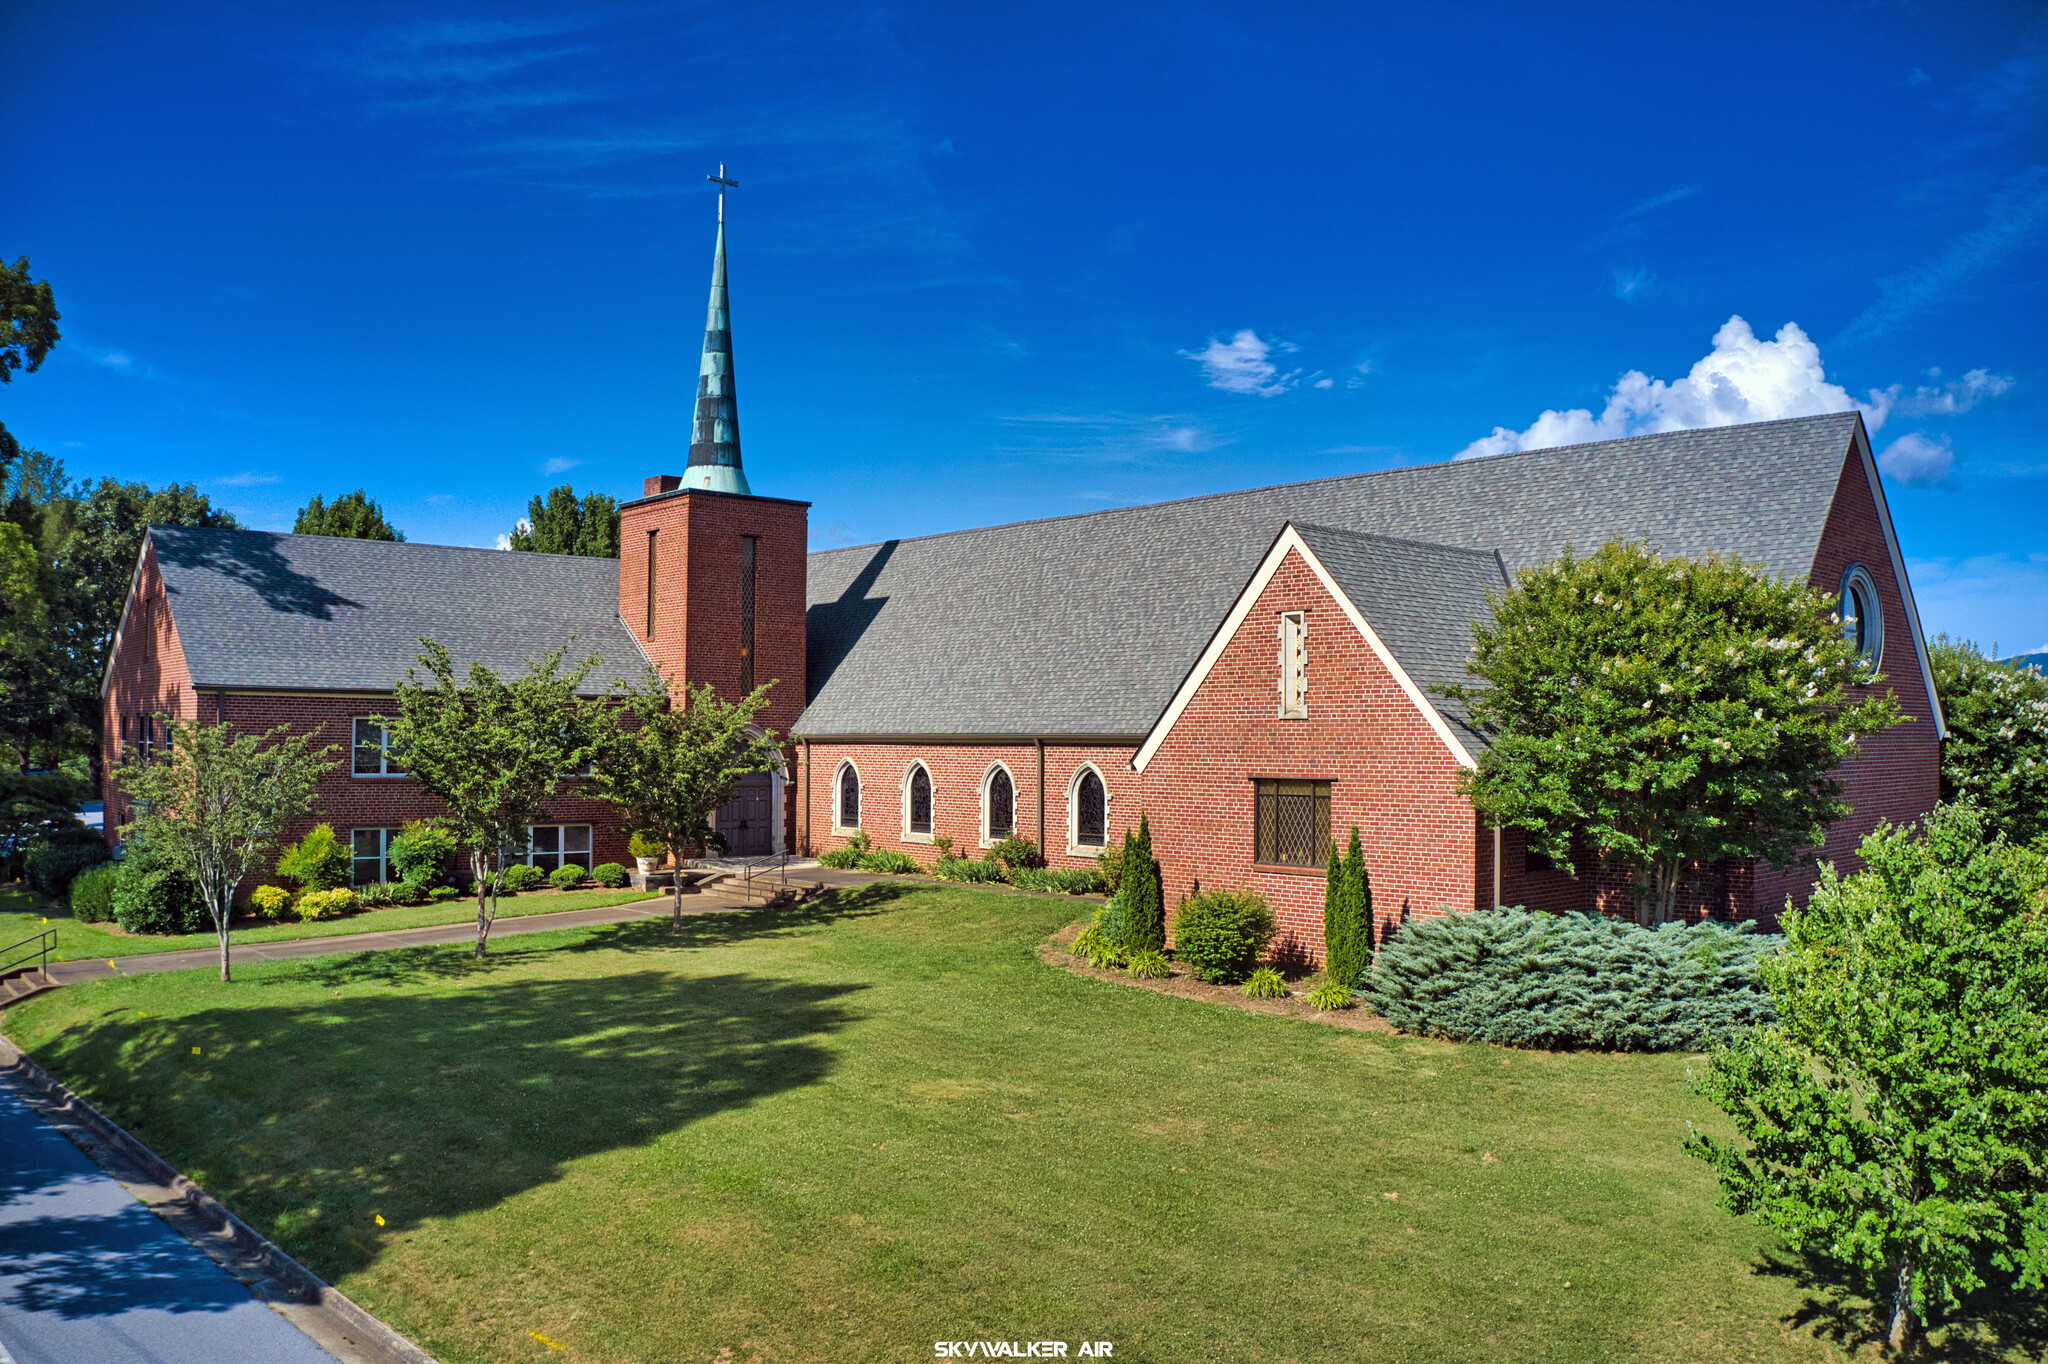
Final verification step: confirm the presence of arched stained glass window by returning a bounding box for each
[837,763,860,828]
[987,768,1014,840]
[1076,769,1107,847]
[908,764,933,835]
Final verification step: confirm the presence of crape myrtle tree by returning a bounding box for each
[114,716,340,981]
[1686,805,2048,1351]
[379,641,601,958]
[587,668,782,931]
[1927,636,2048,846]
[1443,540,1903,925]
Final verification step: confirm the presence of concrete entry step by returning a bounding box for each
[0,970,56,1008]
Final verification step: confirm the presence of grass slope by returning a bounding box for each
[0,886,659,963]
[2,884,2010,1362]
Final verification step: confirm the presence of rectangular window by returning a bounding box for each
[1254,779,1331,867]
[1524,845,1556,874]
[351,826,403,886]
[645,529,658,637]
[739,534,757,693]
[512,823,594,872]
[352,718,407,776]
[139,714,156,764]
[1278,611,1307,718]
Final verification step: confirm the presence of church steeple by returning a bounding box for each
[683,166,750,495]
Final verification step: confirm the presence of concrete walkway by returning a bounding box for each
[0,1082,337,1364]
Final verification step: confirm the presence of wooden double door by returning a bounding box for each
[715,772,776,856]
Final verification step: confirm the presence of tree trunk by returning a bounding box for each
[1887,1259,1916,1353]
[472,851,491,959]
[216,892,232,983]
[671,842,683,932]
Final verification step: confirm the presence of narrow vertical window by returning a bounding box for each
[838,763,861,829]
[1075,769,1107,847]
[740,533,758,692]
[1278,611,1307,718]
[645,528,659,637]
[986,767,1014,840]
[907,764,933,836]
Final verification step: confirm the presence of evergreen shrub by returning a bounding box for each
[24,829,111,898]
[427,885,459,902]
[1364,907,1779,1051]
[1095,897,1125,945]
[549,863,588,890]
[591,862,630,888]
[389,822,456,884]
[388,879,428,905]
[1117,815,1165,953]
[1171,889,1277,983]
[500,863,547,893]
[1322,828,1374,989]
[989,837,1044,871]
[295,887,362,920]
[112,841,206,935]
[69,863,119,923]
[276,823,350,892]
[249,884,293,919]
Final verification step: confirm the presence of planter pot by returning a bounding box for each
[635,857,656,875]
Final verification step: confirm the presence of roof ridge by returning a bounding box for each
[149,524,611,566]
[1287,520,1504,561]
[807,411,1862,560]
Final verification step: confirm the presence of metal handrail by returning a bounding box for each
[0,928,56,982]
[739,852,790,904]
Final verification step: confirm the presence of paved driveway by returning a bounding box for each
[0,1084,334,1364]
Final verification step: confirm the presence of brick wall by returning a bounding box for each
[100,541,198,842]
[1135,549,1479,958]
[796,739,1137,868]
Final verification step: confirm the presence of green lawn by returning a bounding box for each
[0,884,659,962]
[4,884,2028,1362]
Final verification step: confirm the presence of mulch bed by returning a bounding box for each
[1039,923,1396,1035]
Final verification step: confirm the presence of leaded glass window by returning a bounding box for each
[1254,779,1331,866]
[987,768,1014,840]
[838,764,860,828]
[908,765,933,835]
[1076,769,1106,847]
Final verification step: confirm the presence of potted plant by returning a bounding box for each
[628,829,664,876]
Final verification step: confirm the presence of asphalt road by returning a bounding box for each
[0,1084,336,1364]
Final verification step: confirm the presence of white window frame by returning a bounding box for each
[1278,610,1308,718]
[511,823,594,872]
[351,826,403,887]
[901,761,935,844]
[352,717,407,777]
[980,762,1018,848]
[1839,563,1884,670]
[1066,763,1110,857]
[833,759,863,835]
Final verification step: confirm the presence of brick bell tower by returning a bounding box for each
[618,169,809,851]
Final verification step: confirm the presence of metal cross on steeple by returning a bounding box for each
[708,164,738,223]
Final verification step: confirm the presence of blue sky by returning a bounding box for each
[5,1,2045,650]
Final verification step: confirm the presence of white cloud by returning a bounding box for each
[210,471,280,487]
[1182,330,1299,397]
[1313,377,1335,389]
[1623,186,1699,217]
[1889,367,2014,417]
[541,456,579,475]
[1612,267,1655,301]
[494,516,533,550]
[1877,432,1955,487]
[1457,316,1892,460]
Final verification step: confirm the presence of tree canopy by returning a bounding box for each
[294,489,405,541]
[1686,804,2048,1349]
[508,484,620,558]
[0,256,60,474]
[1927,636,2048,846]
[1445,540,1903,923]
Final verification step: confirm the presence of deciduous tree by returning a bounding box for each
[378,641,600,957]
[1927,636,2048,845]
[1445,540,1902,923]
[587,668,781,930]
[294,489,404,541]
[1686,804,2048,1350]
[113,716,340,981]
[0,256,60,475]
[507,484,620,558]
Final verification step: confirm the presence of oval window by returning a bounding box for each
[1839,565,1883,668]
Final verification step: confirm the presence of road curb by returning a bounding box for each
[0,1032,438,1364]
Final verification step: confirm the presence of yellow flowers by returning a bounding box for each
[191,1046,201,1056]
[374,1214,386,1227]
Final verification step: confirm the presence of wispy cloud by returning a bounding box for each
[1888,367,2015,417]
[541,456,579,475]
[210,471,280,488]
[1612,267,1656,302]
[1181,330,1299,397]
[1877,432,1955,487]
[1836,165,2048,346]
[997,411,1221,464]
[1621,185,1699,218]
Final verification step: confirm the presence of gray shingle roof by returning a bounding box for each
[148,528,652,694]
[798,413,1861,739]
[1288,524,1508,755]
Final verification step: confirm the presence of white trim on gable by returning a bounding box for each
[1132,525,1479,773]
[1848,420,1947,740]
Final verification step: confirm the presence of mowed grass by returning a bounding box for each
[2,883,1982,1363]
[0,885,659,962]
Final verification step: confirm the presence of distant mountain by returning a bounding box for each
[2003,651,2048,675]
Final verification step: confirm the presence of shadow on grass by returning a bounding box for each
[1760,1247,2048,1360]
[37,966,868,1284]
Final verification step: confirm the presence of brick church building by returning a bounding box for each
[100,217,1943,951]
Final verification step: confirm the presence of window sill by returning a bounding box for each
[351,773,411,780]
[1067,843,1107,859]
[904,832,935,845]
[1253,862,1329,878]
[831,825,861,838]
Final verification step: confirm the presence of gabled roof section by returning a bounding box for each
[1133,524,1503,772]
[798,412,1862,740]
[148,527,652,695]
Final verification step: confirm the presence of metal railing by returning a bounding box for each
[0,928,56,985]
